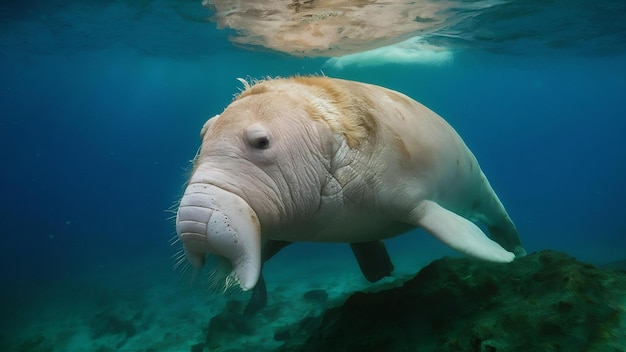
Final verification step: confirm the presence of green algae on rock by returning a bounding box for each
[280,250,626,352]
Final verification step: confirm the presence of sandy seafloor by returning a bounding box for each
[3,239,437,351]
[4,236,625,352]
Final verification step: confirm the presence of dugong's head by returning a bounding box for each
[176,78,348,291]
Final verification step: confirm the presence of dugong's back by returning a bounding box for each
[309,78,486,219]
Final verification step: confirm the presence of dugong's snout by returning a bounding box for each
[176,183,262,291]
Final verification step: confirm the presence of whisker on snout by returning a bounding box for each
[168,234,180,246]
[173,260,186,272]
[172,248,185,260]
[206,257,240,295]
[164,203,180,230]
[167,200,180,210]
[172,246,196,283]
[173,255,188,271]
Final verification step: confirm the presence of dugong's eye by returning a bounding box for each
[245,124,271,150]
[250,135,269,149]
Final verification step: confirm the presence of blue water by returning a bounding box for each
[1,1,625,350]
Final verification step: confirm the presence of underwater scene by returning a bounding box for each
[1,1,625,351]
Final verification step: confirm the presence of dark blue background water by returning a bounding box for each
[1,1,625,296]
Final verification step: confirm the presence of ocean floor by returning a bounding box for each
[2,238,625,352]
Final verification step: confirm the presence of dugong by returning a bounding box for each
[176,76,525,291]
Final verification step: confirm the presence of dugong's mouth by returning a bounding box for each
[176,183,262,291]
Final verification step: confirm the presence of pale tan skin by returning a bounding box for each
[176,77,525,291]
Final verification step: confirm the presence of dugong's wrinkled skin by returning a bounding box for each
[176,76,526,291]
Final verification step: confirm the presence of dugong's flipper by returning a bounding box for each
[488,224,527,257]
[350,241,394,282]
[414,200,516,263]
[244,274,267,317]
[243,240,394,316]
[244,240,290,316]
